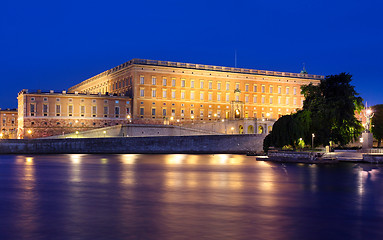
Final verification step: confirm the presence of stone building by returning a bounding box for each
[68,59,323,134]
[17,90,131,139]
[0,108,18,139]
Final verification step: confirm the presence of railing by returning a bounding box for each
[367,148,383,154]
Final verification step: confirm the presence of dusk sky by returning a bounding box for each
[2,0,382,109]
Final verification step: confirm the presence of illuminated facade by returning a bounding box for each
[17,90,131,138]
[0,108,18,139]
[69,59,323,131]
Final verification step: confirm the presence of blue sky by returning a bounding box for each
[1,0,382,108]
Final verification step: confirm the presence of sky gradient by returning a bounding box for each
[1,0,382,109]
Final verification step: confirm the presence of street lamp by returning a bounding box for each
[103,130,106,138]
[312,133,315,149]
[231,127,234,134]
[76,131,79,138]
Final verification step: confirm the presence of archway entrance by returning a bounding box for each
[258,125,264,134]
[239,125,244,134]
[247,125,254,134]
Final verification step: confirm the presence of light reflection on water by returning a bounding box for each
[0,154,383,240]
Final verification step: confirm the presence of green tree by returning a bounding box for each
[372,104,383,147]
[301,73,363,146]
[263,73,363,152]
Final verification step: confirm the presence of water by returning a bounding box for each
[0,154,383,240]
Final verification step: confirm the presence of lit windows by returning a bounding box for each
[270,96,273,104]
[162,89,167,98]
[208,81,212,89]
[269,85,273,93]
[261,96,265,104]
[172,78,176,87]
[152,89,156,98]
[208,92,212,101]
[217,93,221,101]
[253,95,257,103]
[190,91,195,100]
[163,78,167,86]
[171,90,176,99]
[56,104,61,116]
[226,93,230,102]
[140,88,145,97]
[217,82,221,90]
[191,80,195,88]
[200,92,204,101]
[200,80,204,89]
[253,85,257,92]
[245,84,249,92]
[286,87,290,94]
[92,106,97,117]
[152,76,156,85]
[278,86,281,94]
[261,85,265,93]
[140,76,144,84]
[68,105,73,117]
[293,87,297,95]
[181,79,186,87]
[245,95,249,103]
[226,82,230,91]
[181,91,185,99]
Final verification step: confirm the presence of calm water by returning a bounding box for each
[0,154,383,240]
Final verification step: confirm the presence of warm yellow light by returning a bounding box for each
[75,131,79,134]
[214,113,217,117]
[221,119,224,122]
[103,131,106,134]
[366,109,372,115]
[170,116,174,121]
[127,115,131,119]
[27,129,32,134]
[177,119,180,122]
[191,115,194,119]
[266,113,270,117]
[0,133,3,138]
[231,127,234,130]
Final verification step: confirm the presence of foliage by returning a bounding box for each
[263,73,363,152]
[372,104,383,147]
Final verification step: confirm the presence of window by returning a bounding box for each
[140,88,145,97]
[162,89,167,98]
[286,97,290,105]
[262,96,265,104]
[293,98,297,105]
[208,81,212,89]
[278,96,281,104]
[208,93,212,101]
[270,96,273,104]
[171,90,176,99]
[200,80,204,89]
[190,91,195,100]
[278,86,282,94]
[152,89,156,97]
[200,110,204,117]
[245,84,249,92]
[181,91,185,99]
[191,80,195,88]
[163,78,167,86]
[152,76,156,85]
[269,86,273,93]
[200,92,204,101]
[43,104,48,116]
[31,97,35,101]
[217,93,221,101]
[226,82,230,91]
[92,106,97,117]
[80,106,85,117]
[254,85,257,92]
[181,79,185,87]
[293,87,297,95]
[115,107,120,117]
[261,85,265,93]
[235,95,239,101]
[43,97,48,102]
[140,107,144,116]
[104,106,108,117]
[226,93,230,102]
[253,95,257,103]
[151,108,156,116]
[68,105,73,116]
[115,100,119,104]
[245,95,249,103]
[217,82,221,90]
[172,78,176,87]
[140,76,144,84]
[162,108,166,116]
[235,83,240,90]
[30,103,36,116]
[56,104,61,116]
[286,87,290,94]
[172,109,175,116]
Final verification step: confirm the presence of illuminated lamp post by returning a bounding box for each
[0,133,3,139]
[27,129,32,139]
[103,130,106,138]
[127,114,131,123]
[75,131,79,138]
[231,127,234,134]
[312,133,315,150]
[191,115,194,124]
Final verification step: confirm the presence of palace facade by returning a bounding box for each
[69,59,323,126]
[0,108,18,139]
[17,90,131,138]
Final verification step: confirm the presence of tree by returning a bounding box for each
[372,104,383,147]
[301,73,363,146]
[263,73,363,152]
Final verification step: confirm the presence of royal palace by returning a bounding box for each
[17,59,323,138]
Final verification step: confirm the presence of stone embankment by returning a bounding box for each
[0,134,264,154]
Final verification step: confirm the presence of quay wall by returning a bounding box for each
[0,134,265,154]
